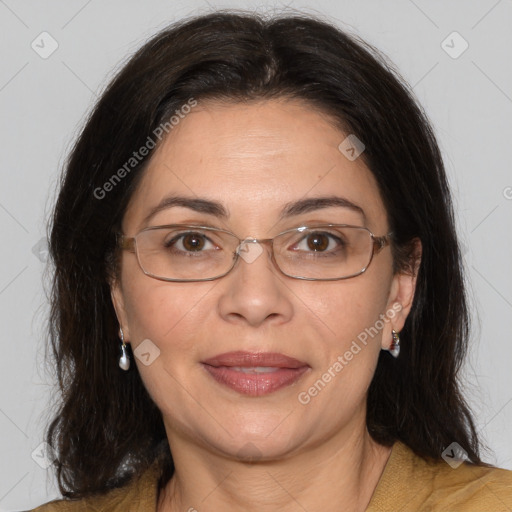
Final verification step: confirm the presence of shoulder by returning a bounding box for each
[427,458,512,510]
[368,441,512,511]
[30,500,86,512]
[29,464,161,512]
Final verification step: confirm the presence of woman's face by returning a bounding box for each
[111,98,415,461]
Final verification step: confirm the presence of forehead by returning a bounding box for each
[122,98,389,234]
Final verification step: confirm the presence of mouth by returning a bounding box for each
[201,351,310,396]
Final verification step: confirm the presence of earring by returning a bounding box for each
[388,329,400,358]
[118,327,130,371]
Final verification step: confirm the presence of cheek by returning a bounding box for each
[123,276,216,350]
[121,277,218,408]
[299,273,391,388]
[298,270,391,346]
[294,282,389,418]
[119,249,206,345]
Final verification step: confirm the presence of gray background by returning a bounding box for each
[0,0,511,510]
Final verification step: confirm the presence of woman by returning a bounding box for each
[32,10,512,512]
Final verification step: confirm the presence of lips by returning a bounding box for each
[202,351,307,368]
[201,351,310,396]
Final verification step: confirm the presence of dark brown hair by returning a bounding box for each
[46,9,482,498]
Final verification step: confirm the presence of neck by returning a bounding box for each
[157,423,392,512]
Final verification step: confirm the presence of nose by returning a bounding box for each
[216,241,294,328]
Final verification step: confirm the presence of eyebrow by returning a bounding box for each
[141,194,366,226]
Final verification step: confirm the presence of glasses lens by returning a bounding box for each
[135,226,237,281]
[274,226,373,279]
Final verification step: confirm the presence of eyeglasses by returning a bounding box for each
[117,224,392,282]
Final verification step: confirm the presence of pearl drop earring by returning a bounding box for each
[119,327,130,371]
[388,329,400,358]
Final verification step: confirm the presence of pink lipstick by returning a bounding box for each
[201,351,310,396]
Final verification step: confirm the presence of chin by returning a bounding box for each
[214,433,299,464]
[202,413,307,461]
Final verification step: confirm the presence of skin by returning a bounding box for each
[111,98,421,511]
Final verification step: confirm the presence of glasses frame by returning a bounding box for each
[117,223,393,282]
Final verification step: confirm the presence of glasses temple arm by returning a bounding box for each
[117,234,136,252]
[373,232,393,253]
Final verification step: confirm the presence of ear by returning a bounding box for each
[110,278,131,343]
[381,238,422,350]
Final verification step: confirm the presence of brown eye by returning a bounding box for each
[305,233,330,252]
[290,230,347,255]
[181,233,206,251]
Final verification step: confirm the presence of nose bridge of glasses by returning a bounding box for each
[236,236,273,251]
[234,237,275,266]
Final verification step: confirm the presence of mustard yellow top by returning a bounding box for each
[31,441,512,511]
